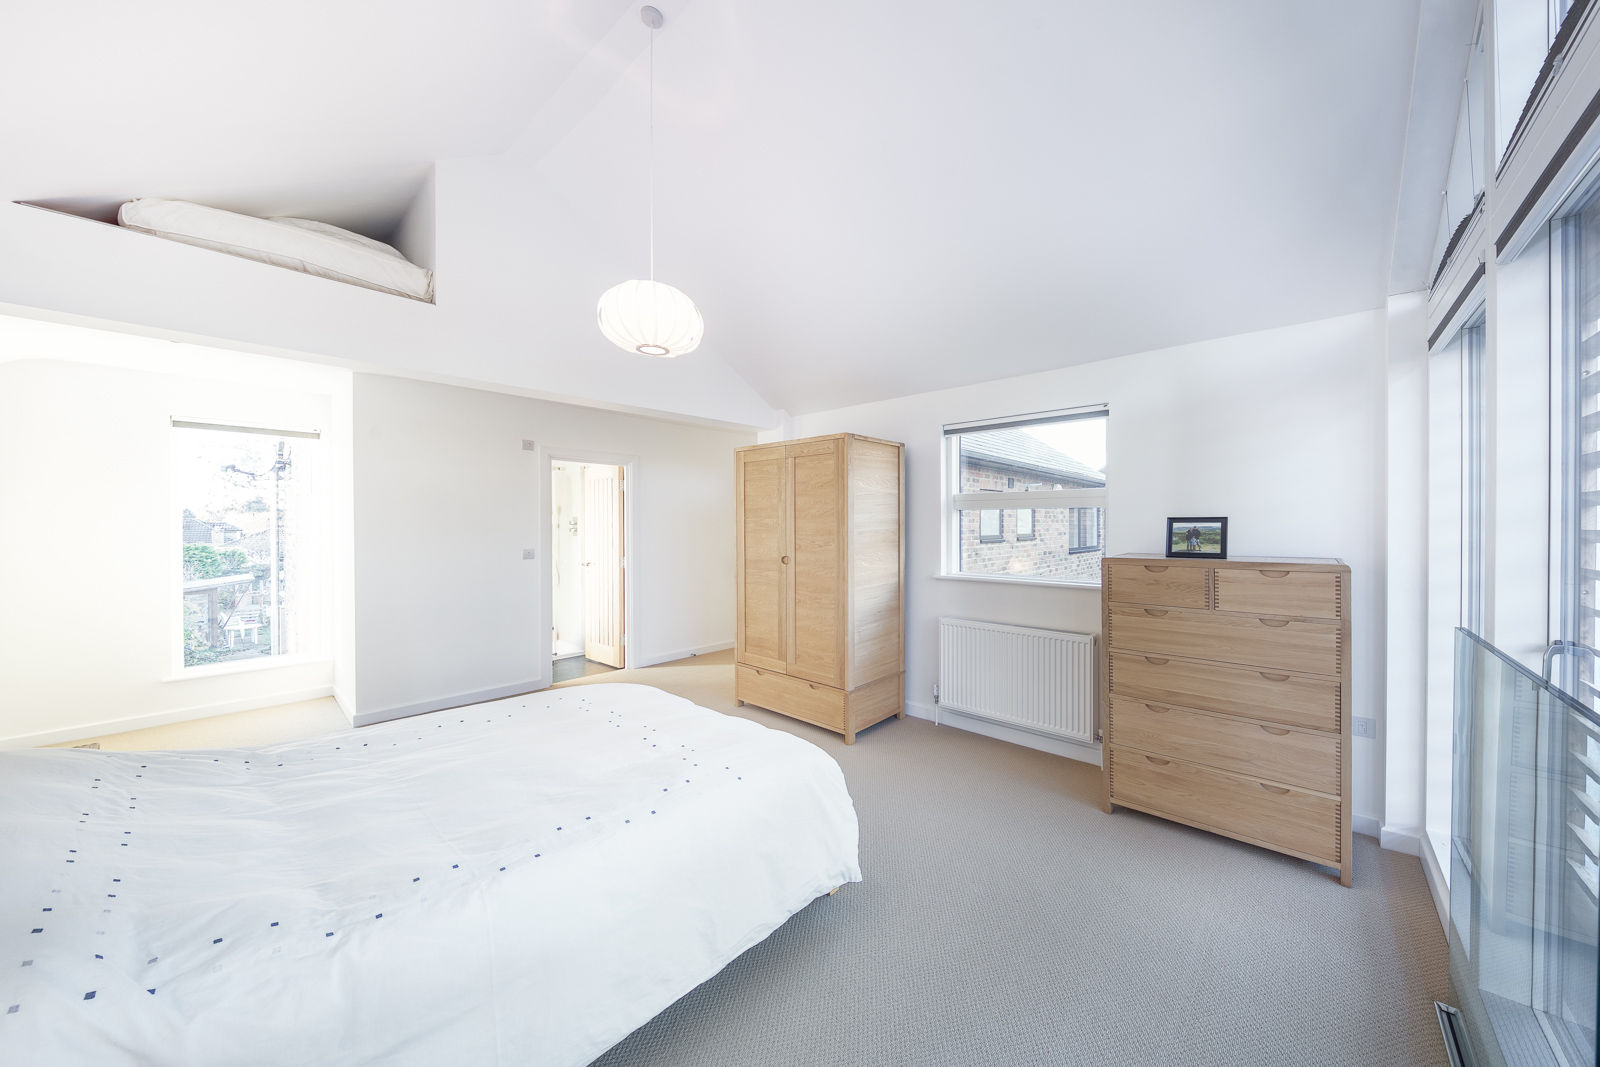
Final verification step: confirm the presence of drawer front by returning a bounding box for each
[736,665,846,731]
[1104,561,1208,609]
[1108,698,1339,794]
[1109,651,1339,732]
[1106,603,1340,676]
[1214,567,1342,620]
[1108,746,1340,865]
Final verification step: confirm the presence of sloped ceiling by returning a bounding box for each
[0,0,1427,416]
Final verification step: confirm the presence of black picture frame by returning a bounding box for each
[1166,516,1228,559]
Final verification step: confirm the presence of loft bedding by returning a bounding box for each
[117,198,434,302]
[0,684,860,1066]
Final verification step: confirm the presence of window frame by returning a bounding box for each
[1016,507,1035,541]
[940,406,1108,586]
[170,418,329,678]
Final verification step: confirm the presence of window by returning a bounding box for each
[175,421,323,669]
[1423,312,1485,867]
[1496,0,1584,166]
[943,406,1108,584]
[978,506,1003,542]
[1432,14,1485,282]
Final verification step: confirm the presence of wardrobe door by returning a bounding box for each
[737,446,789,673]
[787,438,847,686]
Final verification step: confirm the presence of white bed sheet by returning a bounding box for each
[0,684,860,1066]
[117,198,434,302]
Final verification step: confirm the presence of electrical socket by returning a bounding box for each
[1353,716,1377,739]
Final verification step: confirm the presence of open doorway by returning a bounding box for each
[551,460,626,682]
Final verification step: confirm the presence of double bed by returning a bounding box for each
[0,684,861,1065]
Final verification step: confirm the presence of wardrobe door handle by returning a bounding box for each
[1260,725,1291,736]
[1143,755,1171,766]
[1258,672,1290,682]
[808,683,819,690]
[781,555,790,565]
[1144,656,1170,665]
[1258,783,1291,795]
[1143,608,1169,617]
[1258,618,1291,628]
[1259,569,1291,578]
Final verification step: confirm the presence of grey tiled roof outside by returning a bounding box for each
[959,428,1105,487]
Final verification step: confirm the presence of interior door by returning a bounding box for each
[737,447,789,672]
[787,439,846,686]
[582,465,625,668]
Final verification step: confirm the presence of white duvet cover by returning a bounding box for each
[0,685,860,1066]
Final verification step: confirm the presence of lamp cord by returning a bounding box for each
[648,23,655,284]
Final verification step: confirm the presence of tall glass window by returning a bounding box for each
[1426,314,1487,859]
[174,422,322,669]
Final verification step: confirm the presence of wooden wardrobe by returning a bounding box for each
[734,434,905,743]
[1101,554,1352,885]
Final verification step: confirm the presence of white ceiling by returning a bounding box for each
[0,0,632,234]
[1,0,1430,416]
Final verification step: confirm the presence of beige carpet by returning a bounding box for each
[560,650,1449,1067]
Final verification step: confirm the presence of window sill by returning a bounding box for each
[933,572,1101,591]
[163,655,331,683]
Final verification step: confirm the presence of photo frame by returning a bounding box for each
[1166,516,1227,559]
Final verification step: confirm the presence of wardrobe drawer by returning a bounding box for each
[736,665,846,731]
[1106,603,1340,676]
[1108,651,1339,732]
[1104,561,1208,609]
[1107,698,1339,794]
[1107,747,1341,865]
[1213,567,1341,620]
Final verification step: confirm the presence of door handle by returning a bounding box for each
[781,555,790,565]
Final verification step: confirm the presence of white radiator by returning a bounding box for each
[936,618,1098,744]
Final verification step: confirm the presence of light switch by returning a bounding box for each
[522,549,536,560]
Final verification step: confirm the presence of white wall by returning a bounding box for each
[781,309,1390,828]
[1384,292,1430,852]
[349,373,750,724]
[0,355,349,746]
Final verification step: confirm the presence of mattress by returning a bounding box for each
[0,684,860,1066]
[117,198,434,302]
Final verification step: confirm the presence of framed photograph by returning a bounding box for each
[1166,516,1228,559]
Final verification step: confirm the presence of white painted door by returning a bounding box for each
[583,465,625,668]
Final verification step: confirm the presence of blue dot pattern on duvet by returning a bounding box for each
[1,685,754,1022]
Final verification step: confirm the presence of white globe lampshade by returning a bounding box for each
[596,279,704,357]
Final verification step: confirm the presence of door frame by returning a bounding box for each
[536,445,637,687]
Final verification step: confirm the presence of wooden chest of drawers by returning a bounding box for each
[1101,554,1352,885]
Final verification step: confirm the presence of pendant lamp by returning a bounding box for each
[597,6,703,357]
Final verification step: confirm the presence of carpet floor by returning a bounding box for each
[558,650,1449,1067]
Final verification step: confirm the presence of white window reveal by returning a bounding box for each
[174,421,324,670]
[943,406,1108,585]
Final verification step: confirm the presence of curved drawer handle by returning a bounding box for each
[808,683,819,690]
[1143,608,1169,617]
[1259,725,1291,736]
[1258,783,1291,795]
[1143,755,1171,766]
[1259,569,1291,578]
[1258,671,1290,682]
[1142,565,1169,573]
[1143,703,1170,714]
[1258,618,1291,628]
[1144,656,1170,665]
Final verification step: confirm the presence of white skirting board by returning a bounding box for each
[906,700,1102,766]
